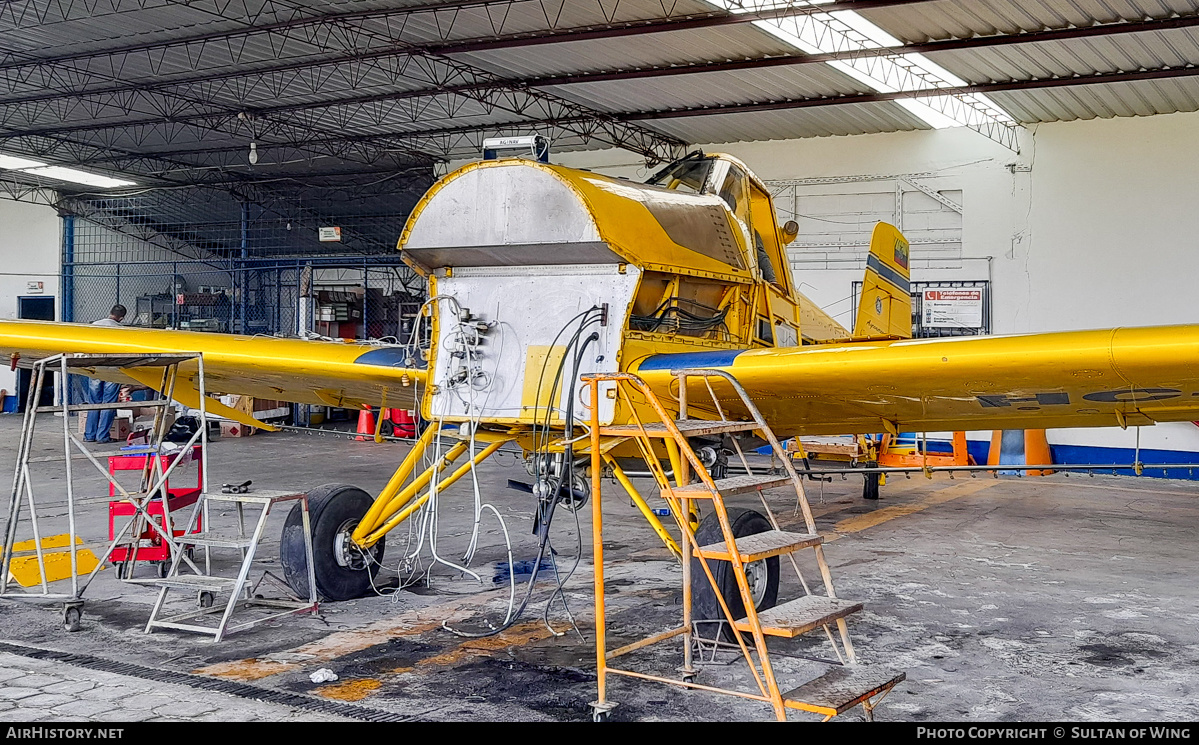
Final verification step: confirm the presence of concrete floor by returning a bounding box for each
[0,413,1197,722]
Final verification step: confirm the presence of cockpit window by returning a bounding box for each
[646,157,714,194]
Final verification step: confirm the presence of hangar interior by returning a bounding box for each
[0,0,1197,724]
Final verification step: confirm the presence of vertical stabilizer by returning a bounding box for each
[853,222,912,340]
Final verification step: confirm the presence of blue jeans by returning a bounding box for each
[85,379,120,442]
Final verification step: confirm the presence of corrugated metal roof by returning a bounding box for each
[4,0,1199,188]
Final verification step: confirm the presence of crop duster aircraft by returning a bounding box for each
[3,150,1199,619]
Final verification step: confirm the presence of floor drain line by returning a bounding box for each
[0,641,414,722]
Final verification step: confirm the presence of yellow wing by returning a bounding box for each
[633,325,1199,437]
[0,320,425,430]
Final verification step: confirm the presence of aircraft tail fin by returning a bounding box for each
[853,222,913,340]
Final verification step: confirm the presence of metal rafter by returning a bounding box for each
[63,62,1199,164]
[6,4,1191,165]
[0,0,933,73]
[0,2,697,168]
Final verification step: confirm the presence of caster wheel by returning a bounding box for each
[63,605,82,633]
[156,562,169,579]
[591,709,611,723]
[682,674,697,685]
[198,591,214,608]
[113,562,126,580]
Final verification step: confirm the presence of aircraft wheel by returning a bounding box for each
[862,463,880,500]
[690,508,779,642]
[280,484,384,601]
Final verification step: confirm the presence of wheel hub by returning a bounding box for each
[744,559,769,609]
[333,519,376,570]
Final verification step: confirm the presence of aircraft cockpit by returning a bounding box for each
[647,153,797,295]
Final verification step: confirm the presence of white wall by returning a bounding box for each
[553,111,1199,454]
[0,198,61,395]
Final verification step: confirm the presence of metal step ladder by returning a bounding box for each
[143,489,317,643]
[584,368,905,722]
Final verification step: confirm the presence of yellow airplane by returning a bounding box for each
[3,150,1199,609]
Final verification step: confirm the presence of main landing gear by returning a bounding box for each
[690,508,780,642]
[280,484,385,601]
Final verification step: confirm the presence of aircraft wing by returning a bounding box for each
[634,325,1199,437]
[0,320,424,430]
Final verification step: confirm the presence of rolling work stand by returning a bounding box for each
[1,352,210,631]
[584,369,905,722]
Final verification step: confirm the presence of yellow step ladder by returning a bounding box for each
[584,369,904,722]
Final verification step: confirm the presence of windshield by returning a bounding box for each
[645,157,714,194]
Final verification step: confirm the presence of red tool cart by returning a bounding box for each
[107,445,203,578]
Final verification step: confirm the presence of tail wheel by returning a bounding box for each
[862,462,880,500]
[690,508,780,642]
[280,484,385,601]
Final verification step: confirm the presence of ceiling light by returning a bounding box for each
[19,166,135,188]
[0,153,47,170]
[701,0,1015,132]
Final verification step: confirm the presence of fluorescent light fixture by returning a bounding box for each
[20,166,136,188]
[701,0,1015,131]
[0,153,47,170]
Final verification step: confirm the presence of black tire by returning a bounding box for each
[280,483,384,602]
[690,508,780,642]
[862,462,880,500]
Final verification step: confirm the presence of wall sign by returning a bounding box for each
[922,288,983,328]
[318,227,342,242]
[25,281,44,294]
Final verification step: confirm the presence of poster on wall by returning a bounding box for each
[922,289,983,328]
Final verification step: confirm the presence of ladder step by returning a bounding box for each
[600,419,757,438]
[200,489,305,504]
[783,665,906,716]
[696,530,822,562]
[673,473,793,498]
[153,575,238,591]
[735,595,862,638]
[146,620,220,635]
[177,532,254,548]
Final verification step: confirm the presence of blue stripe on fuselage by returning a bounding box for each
[637,348,747,372]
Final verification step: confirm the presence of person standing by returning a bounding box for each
[84,304,126,443]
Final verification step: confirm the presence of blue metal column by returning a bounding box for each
[239,201,249,334]
[61,215,74,322]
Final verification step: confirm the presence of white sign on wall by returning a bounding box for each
[318,226,342,242]
[922,289,983,328]
[25,281,44,294]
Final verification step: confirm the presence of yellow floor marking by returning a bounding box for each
[826,479,999,541]
[315,678,383,701]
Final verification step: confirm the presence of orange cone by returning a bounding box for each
[355,407,376,442]
[987,429,1054,476]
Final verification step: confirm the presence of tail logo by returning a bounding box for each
[894,239,910,269]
